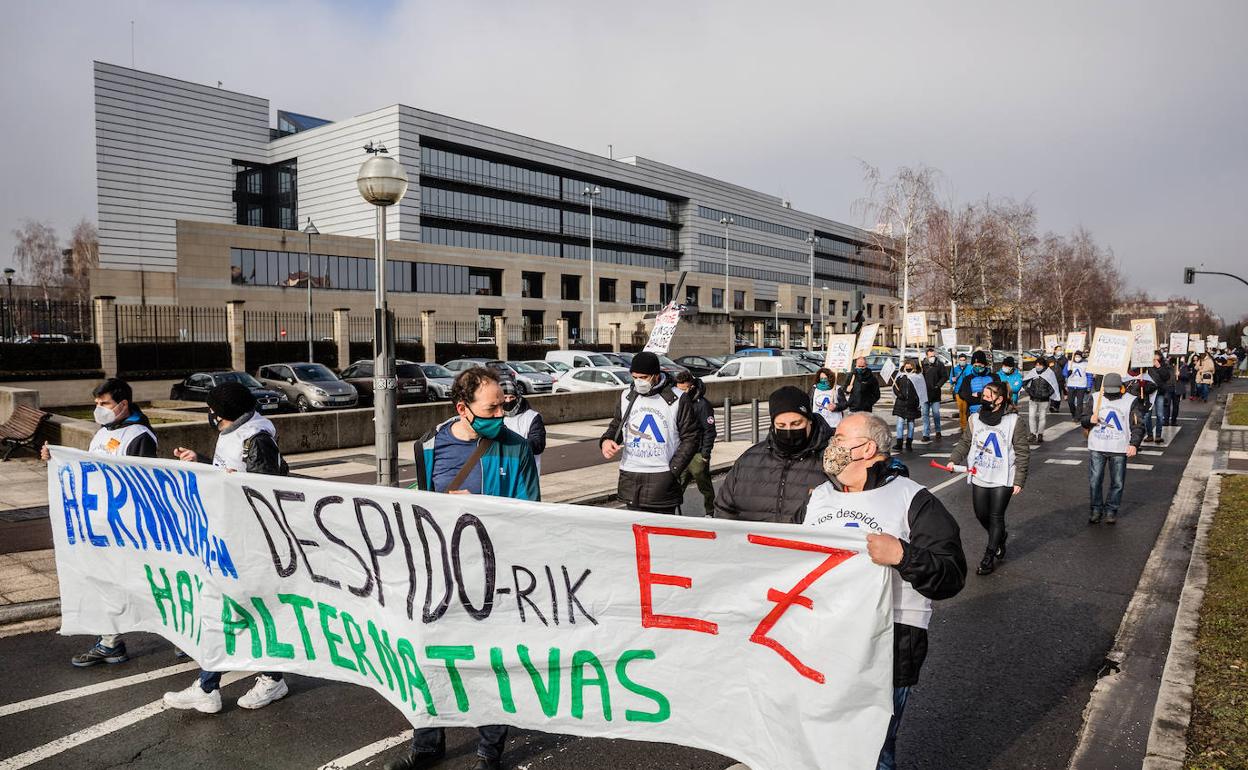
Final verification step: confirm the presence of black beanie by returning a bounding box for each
[630,351,661,376]
[769,385,812,420]
[207,382,256,421]
[1002,356,1016,367]
[972,350,989,365]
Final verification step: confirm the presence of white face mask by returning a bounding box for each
[633,378,653,395]
[93,404,118,426]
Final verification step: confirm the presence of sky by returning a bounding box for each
[2,0,1245,324]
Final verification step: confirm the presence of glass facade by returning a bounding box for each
[421,145,562,200]
[233,160,297,231]
[562,177,674,220]
[230,248,469,294]
[697,205,809,240]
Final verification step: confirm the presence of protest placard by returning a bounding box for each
[1065,331,1087,353]
[1191,339,1206,354]
[905,312,926,348]
[940,328,958,350]
[879,358,896,385]
[853,323,880,358]
[1167,332,1188,356]
[824,334,857,372]
[1129,319,1157,369]
[1206,335,1218,351]
[1086,328,1132,375]
[643,302,682,354]
[47,449,894,770]
[1043,334,1060,354]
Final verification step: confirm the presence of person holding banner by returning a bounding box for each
[600,351,699,514]
[1023,357,1061,443]
[1143,352,1171,444]
[501,380,547,472]
[805,412,966,770]
[40,377,157,668]
[673,370,717,514]
[812,367,847,433]
[1050,348,1069,414]
[920,348,947,441]
[1081,373,1145,525]
[845,356,881,413]
[1063,351,1092,419]
[949,382,1031,575]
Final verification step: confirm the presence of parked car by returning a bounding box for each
[600,352,628,367]
[543,359,571,374]
[169,371,287,413]
[706,356,802,380]
[795,359,821,373]
[501,361,556,394]
[520,360,561,376]
[545,350,616,369]
[419,363,456,400]
[256,362,359,412]
[443,358,517,388]
[340,359,429,406]
[553,366,632,393]
[656,354,689,377]
[674,355,726,377]
[734,347,782,357]
[613,351,635,367]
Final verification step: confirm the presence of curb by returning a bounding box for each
[1221,392,1246,432]
[0,598,60,625]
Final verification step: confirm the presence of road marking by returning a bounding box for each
[922,453,951,458]
[1045,459,1083,465]
[1064,447,1163,456]
[0,662,200,718]
[0,671,248,770]
[317,730,414,770]
[1128,464,1154,470]
[930,472,969,493]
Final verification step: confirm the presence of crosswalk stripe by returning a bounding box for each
[1128,464,1154,470]
[0,662,200,717]
[316,730,414,770]
[0,671,249,770]
[1064,447,1163,456]
[922,453,951,458]
[1045,459,1083,465]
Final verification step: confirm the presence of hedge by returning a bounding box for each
[0,342,103,381]
[245,341,338,373]
[117,342,232,380]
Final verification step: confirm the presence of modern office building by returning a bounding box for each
[92,61,899,344]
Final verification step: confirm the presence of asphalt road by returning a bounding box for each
[0,391,1225,770]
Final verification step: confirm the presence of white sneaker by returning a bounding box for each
[163,680,222,713]
[236,675,288,709]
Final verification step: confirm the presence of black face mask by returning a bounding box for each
[503,398,520,415]
[208,412,222,431]
[774,426,809,452]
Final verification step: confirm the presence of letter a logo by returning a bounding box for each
[637,414,666,443]
[982,432,1003,457]
[1104,411,1123,431]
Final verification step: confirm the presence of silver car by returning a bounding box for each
[419,363,456,400]
[503,361,556,394]
[257,362,358,412]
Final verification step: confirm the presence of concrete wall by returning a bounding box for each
[0,386,40,423]
[2,379,181,408]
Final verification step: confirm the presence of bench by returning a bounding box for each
[0,405,50,461]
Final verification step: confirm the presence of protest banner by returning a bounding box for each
[642,302,682,354]
[879,358,897,385]
[1043,334,1059,354]
[1206,334,1218,351]
[824,334,857,372]
[853,323,880,359]
[941,328,958,351]
[904,312,926,348]
[1086,328,1132,375]
[1191,339,1206,354]
[1129,319,1157,369]
[1167,332,1189,356]
[1064,331,1087,353]
[47,449,894,770]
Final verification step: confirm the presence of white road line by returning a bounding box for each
[1141,450,1163,456]
[930,472,969,493]
[922,453,951,458]
[1128,464,1154,471]
[1045,459,1083,466]
[0,671,248,770]
[317,730,414,770]
[0,662,200,718]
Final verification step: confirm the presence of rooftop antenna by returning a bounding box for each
[130,20,134,67]
[608,144,613,160]
[217,81,222,88]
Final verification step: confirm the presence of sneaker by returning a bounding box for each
[71,641,128,667]
[1154,436,1164,446]
[922,434,931,442]
[237,675,289,709]
[1105,511,1117,525]
[1088,510,1103,524]
[163,680,223,713]
[473,758,502,770]
[173,648,190,660]
[386,751,446,770]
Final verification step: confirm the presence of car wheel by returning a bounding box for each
[169,387,181,400]
[297,395,312,412]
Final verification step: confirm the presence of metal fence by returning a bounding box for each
[395,315,421,342]
[435,319,488,344]
[507,324,558,343]
[244,310,334,342]
[115,304,228,343]
[0,299,93,342]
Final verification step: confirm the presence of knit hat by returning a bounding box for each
[206,381,256,421]
[769,385,812,420]
[630,351,661,376]
[1103,372,1123,390]
[1002,356,1016,367]
[972,350,989,365]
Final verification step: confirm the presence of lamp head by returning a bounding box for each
[357,151,409,207]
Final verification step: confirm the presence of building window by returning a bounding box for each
[598,277,617,303]
[734,290,746,310]
[686,285,699,307]
[521,309,544,328]
[814,298,822,315]
[866,303,873,319]
[711,287,724,309]
[659,283,675,304]
[631,281,646,304]
[797,296,806,313]
[233,159,297,230]
[561,274,581,301]
[842,300,850,317]
[521,271,543,299]
[468,268,501,296]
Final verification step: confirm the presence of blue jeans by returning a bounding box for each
[199,670,281,692]
[895,417,914,440]
[1144,394,1166,437]
[412,725,510,761]
[1089,451,1127,515]
[877,685,912,770]
[922,401,942,436]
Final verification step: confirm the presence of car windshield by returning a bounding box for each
[587,354,613,367]
[658,355,679,367]
[524,361,553,372]
[421,364,453,378]
[293,364,337,381]
[704,356,725,367]
[509,362,538,373]
[395,364,423,378]
[216,372,263,388]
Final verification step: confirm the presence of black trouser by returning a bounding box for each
[1068,388,1088,419]
[971,484,1013,554]
[1165,389,1181,425]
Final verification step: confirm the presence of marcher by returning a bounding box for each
[1081,373,1145,525]
[957,350,1000,415]
[163,382,290,713]
[804,412,966,770]
[1166,355,1186,425]
[714,385,832,522]
[949,352,972,431]
[600,351,698,514]
[674,370,717,515]
[891,361,922,452]
[949,382,1030,575]
[920,348,947,441]
[1195,353,1214,401]
[1144,352,1172,442]
[812,367,847,434]
[845,356,881,413]
[997,357,1023,404]
[1063,351,1092,419]
[1050,347,1069,414]
[1023,357,1060,443]
[501,380,546,471]
[393,367,539,770]
[41,378,157,667]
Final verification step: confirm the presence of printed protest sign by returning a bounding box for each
[1065,331,1087,354]
[1086,328,1133,375]
[1168,332,1189,356]
[825,334,857,372]
[853,323,880,358]
[643,302,682,354]
[1043,334,1060,354]
[1191,339,1206,354]
[905,312,926,348]
[941,328,958,350]
[1206,335,1218,351]
[879,358,897,385]
[1130,319,1157,369]
[47,449,894,770]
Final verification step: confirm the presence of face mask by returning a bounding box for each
[774,426,808,451]
[208,411,222,431]
[816,379,831,390]
[1073,356,1082,363]
[927,354,934,360]
[1003,366,1014,373]
[823,440,868,478]
[468,409,505,440]
[973,364,987,374]
[633,378,654,395]
[93,404,118,426]
[503,398,520,415]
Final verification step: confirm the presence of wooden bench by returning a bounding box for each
[0,405,50,461]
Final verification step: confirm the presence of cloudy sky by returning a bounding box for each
[2,0,1245,322]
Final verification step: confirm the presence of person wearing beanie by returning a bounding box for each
[1063,350,1092,420]
[998,356,1023,404]
[1080,371,1145,525]
[673,370,717,514]
[600,350,699,513]
[891,359,923,452]
[1050,347,1069,414]
[164,381,289,714]
[1023,357,1061,442]
[501,379,547,472]
[949,352,973,431]
[957,350,1001,416]
[714,385,832,523]
[920,348,948,441]
[845,355,881,413]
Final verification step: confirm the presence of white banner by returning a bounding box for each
[825,333,857,372]
[879,358,897,385]
[941,328,958,351]
[643,302,683,354]
[1086,328,1133,376]
[1191,339,1206,354]
[1167,332,1189,356]
[47,449,893,770]
[1130,319,1157,369]
[853,323,880,359]
[1206,334,1218,351]
[904,312,926,348]
[1065,331,1087,354]
[1042,334,1060,354]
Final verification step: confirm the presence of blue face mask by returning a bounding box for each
[973,364,987,374]
[468,408,505,439]
[816,379,831,390]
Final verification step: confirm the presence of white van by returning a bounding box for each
[545,350,616,369]
[707,356,802,380]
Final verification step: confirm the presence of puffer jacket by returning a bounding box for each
[713,420,832,523]
[892,374,921,420]
[685,377,718,459]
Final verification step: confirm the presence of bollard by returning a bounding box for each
[724,397,732,442]
[751,398,760,443]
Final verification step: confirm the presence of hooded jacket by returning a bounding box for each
[998,367,1024,403]
[921,356,948,403]
[957,365,1001,414]
[600,374,700,509]
[845,367,881,412]
[503,395,547,460]
[89,407,158,458]
[714,419,832,524]
[682,377,717,459]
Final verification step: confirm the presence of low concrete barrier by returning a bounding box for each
[0,386,40,423]
[1,378,181,408]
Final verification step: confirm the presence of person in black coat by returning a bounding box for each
[920,348,948,441]
[845,356,881,413]
[891,361,922,452]
[674,371,717,514]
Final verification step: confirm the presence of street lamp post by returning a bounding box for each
[820,284,828,345]
[357,143,409,487]
[303,218,319,363]
[720,216,733,351]
[583,186,601,342]
[774,302,781,344]
[806,234,818,340]
[3,268,14,342]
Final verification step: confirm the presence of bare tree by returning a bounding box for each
[994,198,1038,356]
[11,219,62,302]
[65,219,99,300]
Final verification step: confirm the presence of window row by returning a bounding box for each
[697,233,809,263]
[695,260,896,293]
[420,225,560,257]
[385,260,475,295]
[563,210,677,250]
[562,177,674,221]
[229,249,469,295]
[421,186,562,234]
[697,205,811,241]
[420,146,562,200]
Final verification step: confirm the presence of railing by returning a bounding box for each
[115,304,227,343]
[507,324,558,343]
[244,310,334,342]
[435,319,488,344]
[395,315,422,342]
[0,299,93,342]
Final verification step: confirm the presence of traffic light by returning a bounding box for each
[1183,267,1195,284]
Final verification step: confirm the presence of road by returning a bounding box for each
[0,389,1227,770]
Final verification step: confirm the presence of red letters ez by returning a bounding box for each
[747,534,857,684]
[632,524,718,635]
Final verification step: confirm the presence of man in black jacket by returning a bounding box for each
[600,352,699,514]
[714,385,831,523]
[805,411,966,770]
[920,348,947,441]
[674,371,717,514]
[845,356,881,413]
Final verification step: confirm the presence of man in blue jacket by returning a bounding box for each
[958,350,1001,415]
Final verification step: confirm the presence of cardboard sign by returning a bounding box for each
[879,358,896,385]
[1064,331,1087,354]
[1191,339,1206,354]
[1206,335,1218,351]
[905,312,926,348]
[1086,328,1132,375]
[824,334,857,372]
[1167,332,1189,356]
[643,302,682,354]
[940,328,958,350]
[47,449,895,770]
[1130,319,1157,369]
[853,323,880,359]
[1043,334,1060,354]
